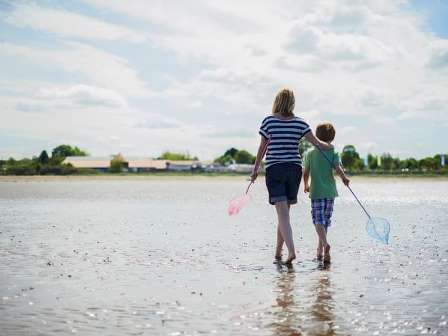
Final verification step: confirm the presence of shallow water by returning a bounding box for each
[0,177,447,335]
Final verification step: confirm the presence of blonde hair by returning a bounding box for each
[272,88,295,118]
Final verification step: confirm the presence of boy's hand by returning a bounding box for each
[304,184,310,193]
[342,176,350,186]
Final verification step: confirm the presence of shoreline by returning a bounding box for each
[0,173,447,182]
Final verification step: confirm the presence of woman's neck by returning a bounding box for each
[272,113,294,120]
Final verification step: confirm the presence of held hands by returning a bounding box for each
[304,184,310,193]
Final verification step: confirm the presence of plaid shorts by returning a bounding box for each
[311,198,335,230]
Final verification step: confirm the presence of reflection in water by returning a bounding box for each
[309,263,336,336]
[270,263,338,336]
[271,266,303,336]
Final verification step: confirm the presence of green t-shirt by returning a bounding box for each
[304,148,340,200]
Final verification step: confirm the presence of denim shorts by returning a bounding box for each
[265,163,302,205]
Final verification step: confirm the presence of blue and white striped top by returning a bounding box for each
[259,115,311,168]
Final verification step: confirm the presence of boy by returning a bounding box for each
[303,123,350,263]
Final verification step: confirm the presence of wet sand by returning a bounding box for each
[1,177,447,335]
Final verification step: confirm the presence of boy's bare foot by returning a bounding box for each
[274,255,282,264]
[316,248,323,261]
[324,244,331,263]
[283,254,296,265]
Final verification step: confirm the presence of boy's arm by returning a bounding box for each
[303,168,310,193]
[335,164,350,186]
[304,132,333,150]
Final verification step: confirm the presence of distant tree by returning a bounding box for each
[52,145,88,159]
[418,157,438,171]
[433,154,445,170]
[214,154,234,166]
[401,158,418,170]
[5,158,38,175]
[380,153,394,170]
[224,148,238,158]
[159,151,198,161]
[234,150,256,164]
[393,157,401,170]
[367,154,378,170]
[38,150,50,165]
[109,153,127,173]
[341,145,364,171]
[214,148,256,165]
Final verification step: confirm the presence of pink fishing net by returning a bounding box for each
[228,194,252,216]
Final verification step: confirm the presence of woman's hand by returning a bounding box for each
[342,176,350,186]
[304,132,333,150]
[250,170,258,183]
[304,184,310,193]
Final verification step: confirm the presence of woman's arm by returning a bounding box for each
[250,136,269,182]
[304,132,333,150]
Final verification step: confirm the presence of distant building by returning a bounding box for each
[127,158,168,172]
[228,163,255,173]
[64,156,110,172]
[203,163,231,173]
[166,160,201,171]
[64,156,202,173]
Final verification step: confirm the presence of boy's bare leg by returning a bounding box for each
[275,201,296,263]
[317,238,323,260]
[314,224,330,261]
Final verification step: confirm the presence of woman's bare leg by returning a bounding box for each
[275,204,289,258]
[275,227,284,258]
[275,201,295,263]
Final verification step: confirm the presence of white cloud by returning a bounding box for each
[5,3,146,43]
[0,41,152,97]
[135,118,181,130]
[428,39,448,69]
[1,1,447,159]
[36,85,127,108]
[339,126,357,135]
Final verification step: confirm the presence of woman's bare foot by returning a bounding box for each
[274,255,282,264]
[283,253,296,265]
[324,244,331,263]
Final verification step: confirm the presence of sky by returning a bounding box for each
[0,0,447,160]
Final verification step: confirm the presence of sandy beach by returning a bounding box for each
[1,177,447,335]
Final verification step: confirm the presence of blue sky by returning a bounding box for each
[1,0,447,160]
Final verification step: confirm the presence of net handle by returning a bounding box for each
[314,145,372,220]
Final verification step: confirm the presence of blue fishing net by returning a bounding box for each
[366,217,390,244]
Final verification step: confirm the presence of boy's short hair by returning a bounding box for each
[315,123,336,142]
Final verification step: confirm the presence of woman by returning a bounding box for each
[251,88,332,264]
